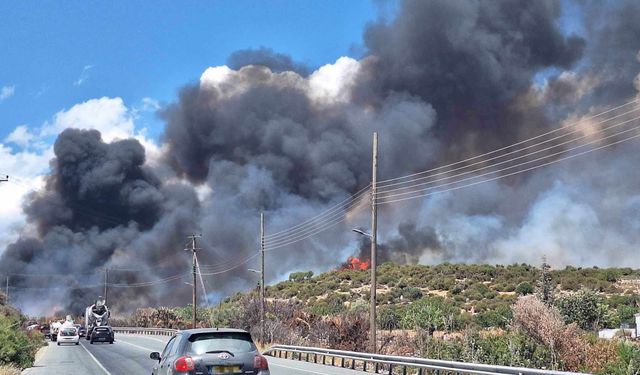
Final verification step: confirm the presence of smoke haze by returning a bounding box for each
[2,0,640,315]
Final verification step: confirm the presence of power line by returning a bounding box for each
[376,126,640,205]
[262,193,369,249]
[376,114,640,196]
[378,98,639,184]
[196,253,260,275]
[377,106,640,190]
[263,184,371,241]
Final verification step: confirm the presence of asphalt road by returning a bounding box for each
[22,334,365,375]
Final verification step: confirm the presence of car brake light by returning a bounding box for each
[254,355,268,370]
[174,356,195,371]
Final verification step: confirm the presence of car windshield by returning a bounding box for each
[60,328,76,336]
[187,332,255,355]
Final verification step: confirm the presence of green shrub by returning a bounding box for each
[0,315,42,369]
[515,282,534,295]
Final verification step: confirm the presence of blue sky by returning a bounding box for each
[0,0,380,141]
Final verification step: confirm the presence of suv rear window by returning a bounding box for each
[60,328,76,336]
[187,332,256,355]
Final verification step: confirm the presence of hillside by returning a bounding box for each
[254,262,640,329]
[119,262,640,373]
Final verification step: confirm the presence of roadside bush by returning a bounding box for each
[377,305,401,331]
[0,315,42,369]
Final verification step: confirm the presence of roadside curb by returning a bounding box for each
[21,342,50,374]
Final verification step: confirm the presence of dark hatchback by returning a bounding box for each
[90,326,114,344]
[150,328,269,375]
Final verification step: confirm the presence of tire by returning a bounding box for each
[109,341,113,344]
[90,340,94,344]
[57,343,60,346]
[75,342,79,345]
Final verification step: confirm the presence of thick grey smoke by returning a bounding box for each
[3,0,640,315]
[228,47,310,76]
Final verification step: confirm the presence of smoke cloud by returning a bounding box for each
[3,0,640,315]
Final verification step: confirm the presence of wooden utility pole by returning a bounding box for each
[187,234,201,329]
[370,132,378,353]
[260,213,266,344]
[103,268,108,305]
[5,277,8,304]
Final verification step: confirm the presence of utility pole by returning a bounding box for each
[104,268,108,305]
[187,234,201,329]
[5,277,8,304]
[260,212,266,344]
[370,132,378,354]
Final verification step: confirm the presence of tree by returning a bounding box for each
[555,290,613,331]
[400,297,454,335]
[537,257,554,305]
[516,282,534,295]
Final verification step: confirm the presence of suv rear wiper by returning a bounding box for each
[205,350,235,357]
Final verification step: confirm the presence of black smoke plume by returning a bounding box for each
[2,0,640,316]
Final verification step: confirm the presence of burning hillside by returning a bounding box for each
[342,256,370,271]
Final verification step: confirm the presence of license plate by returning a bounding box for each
[211,365,241,374]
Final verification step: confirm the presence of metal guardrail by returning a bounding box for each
[263,344,589,375]
[111,327,177,336]
[110,329,589,375]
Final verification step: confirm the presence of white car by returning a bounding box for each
[57,327,79,345]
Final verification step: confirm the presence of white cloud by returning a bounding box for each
[42,97,135,142]
[308,57,361,104]
[0,85,15,101]
[73,65,94,86]
[0,143,51,251]
[198,56,362,106]
[5,125,35,147]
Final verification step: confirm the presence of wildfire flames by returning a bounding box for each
[342,256,370,271]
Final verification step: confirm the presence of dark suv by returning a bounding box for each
[90,326,114,344]
[150,328,269,375]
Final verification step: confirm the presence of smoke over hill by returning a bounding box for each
[2,0,640,315]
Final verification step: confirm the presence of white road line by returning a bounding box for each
[116,338,157,353]
[269,362,336,375]
[80,341,112,375]
[120,333,168,344]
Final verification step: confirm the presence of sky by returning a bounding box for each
[2,0,640,315]
[0,0,379,141]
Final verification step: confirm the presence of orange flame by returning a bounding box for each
[344,256,370,270]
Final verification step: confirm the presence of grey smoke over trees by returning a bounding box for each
[2,0,640,315]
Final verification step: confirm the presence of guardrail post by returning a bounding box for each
[351,359,356,370]
[375,362,379,373]
[331,356,335,366]
[364,361,367,372]
[388,364,393,375]
[322,355,326,365]
[314,354,317,363]
[402,365,407,375]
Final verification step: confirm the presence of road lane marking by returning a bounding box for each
[120,333,168,344]
[116,338,158,353]
[269,362,338,375]
[80,341,112,375]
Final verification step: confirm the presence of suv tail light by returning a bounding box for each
[174,356,195,371]
[254,355,269,370]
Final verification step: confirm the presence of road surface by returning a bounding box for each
[22,334,364,375]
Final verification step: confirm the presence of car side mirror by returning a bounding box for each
[150,352,161,361]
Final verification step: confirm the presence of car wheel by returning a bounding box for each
[90,340,94,344]
[109,340,113,344]
[57,343,60,346]
[75,342,79,345]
